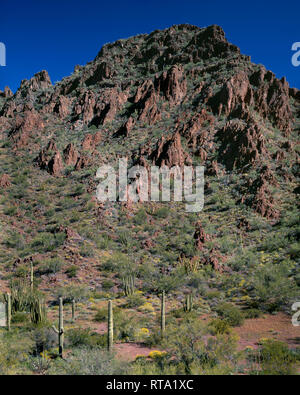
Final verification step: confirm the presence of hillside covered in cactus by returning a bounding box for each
[0,24,299,375]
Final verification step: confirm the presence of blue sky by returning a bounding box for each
[0,0,299,92]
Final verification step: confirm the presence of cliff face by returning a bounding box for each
[0,24,299,282]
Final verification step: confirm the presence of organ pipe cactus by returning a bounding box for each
[30,294,47,325]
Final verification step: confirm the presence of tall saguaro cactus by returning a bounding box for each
[161,290,166,336]
[52,297,64,358]
[107,300,113,352]
[5,293,11,331]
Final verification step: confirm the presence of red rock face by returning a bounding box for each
[150,131,192,167]
[9,110,45,149]
[179,109,215,155]
[74,155,90,170]
[216,71,253,116]
[252,185,280,221]
[133,80,161,125]
[211,68,293,136]
[63,143,79,166]
[48,151,64,176]
[53,96,73,119]
[216,119,267,170]
[35,139,64,176]
[81,131,102,151]
[116,117,135,137]
[156,65,187,105]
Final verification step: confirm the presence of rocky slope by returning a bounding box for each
[0,24,299,299]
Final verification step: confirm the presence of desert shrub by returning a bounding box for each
[31,232,66,252]
[243,308,262,319]
[205,290,223,300]
[161,319,238,374]
[48,348,127,375]
[153,207,169,218]
[259,340,296,375]
[4,231,25,250]
[208,319,232,335]
[94,308,107,322]
[249,262,298,312]
[38,258,62,275]
[0,332,33,374]
[67,328,93,348]
[4,206,18,216]
[101,279,115,290]
[12,311,29,324]
[115,312,143,342]
[65,266,78,278]
[55,285,91,303]
[79,244,94,257]
[94,306,122,323]
[215,303,244,327]
[133,208,147,225]
[31,327,57,356]
[124,293,145,308]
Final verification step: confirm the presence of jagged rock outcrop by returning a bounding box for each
[74,155,90,170]
[156,65,187,105]
[216,119,268,170]
[0,86,13,98]
[149,131,192,167]
[63,143,79,166]
[212,71,253,117]
[9,110,44,149]
[81,131,102,151]
[210,67,293,135]
[15,70,52,99]
[35,140,64,176]
[133,80,161,125]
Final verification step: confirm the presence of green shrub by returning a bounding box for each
[243,308,262,319]
[38,258,62,275]
[12,311,29,324]
[133,209,147,225]
[67,328,93,348]
[65,266,78,278]
[208,319,232,335]
[259,340,296,375]
[215,303,244,327]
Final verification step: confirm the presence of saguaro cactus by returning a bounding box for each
[52,297,64,358]
[107,300,113,352]
[161,290,166,336]
[72,299,76,322]
[5,293,11,331]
